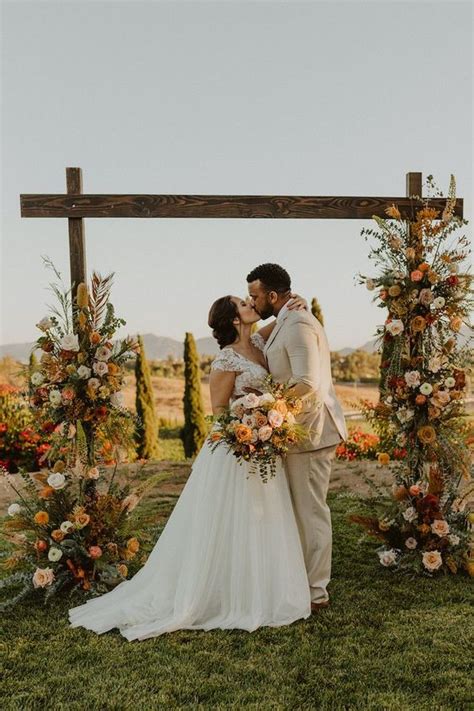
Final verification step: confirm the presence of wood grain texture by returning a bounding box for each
[20,193,464,219]
[66,168,87,333]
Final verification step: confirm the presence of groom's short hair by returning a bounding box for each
[246,263,291,293]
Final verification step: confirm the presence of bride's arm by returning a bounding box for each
[209,370,237,415]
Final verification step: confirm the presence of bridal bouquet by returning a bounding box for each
[208,375,307,482]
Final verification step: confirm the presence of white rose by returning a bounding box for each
[428,356,442,373]
[96,346,112,361]
[47,472,66,490]
[32,567,55,588]
[432,297,445,310]
[258,425,273,442]
[422,550,443,572]
[365,278,375,291]
[431,519,450,537]
[393,270,405,279]
[88,377,100,390]
[268,410,284,428]
[444,377,455,388]
[60,333,80,351]
[404,371,421,388]
[231,396,246,410]
[396,408,414,424]
[48,547,63,562]
[378,549,397,567]
[92,360,109,377]
[242,393,261,409]
[77,365,92,379]
[448,534,460,546]
[405,537,418,549]
[243,414,256,428]
[419,382,433,396]
[60,520,74,534]
[36,316,54,331]
[386,320,404,336]
[110,391,125,408]
[402,506,418,522]
[31,371,44,386]
[8,503,22,517]
[49,390,62,406]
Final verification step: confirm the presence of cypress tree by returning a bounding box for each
[181,332,207,458]
[311,297,325,325]
[134,335,159,459]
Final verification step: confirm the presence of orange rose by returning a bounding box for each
[235,424,252,443]
[427,271,440,284]
[51,529,65,542]
[117,564,128,578]
[127,537,140,554]
[108,362,120,374]
[273,400,288,416]
[34,511,49,525]
[417,262,430,272]
[417,425,437,445]
[411,316,427,333]
[90,331,101,344]
[415,394,427,406]
[377,452,390,466]
[210,431,223,442]
[74,513,90,528]
[410,270,423,282]
[449,316,462,332]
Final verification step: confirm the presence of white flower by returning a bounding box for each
[88,377,100,390]
[92,360,109,377]
[419,288,434,306]
[422,550,443,572]
[393,270,405,280]
[8,503,22,517]
[258,425,273,442]
[47,472,66,490]
[405,537,418,549]
[286,411,296,425]
[385,396,393,404]
[396,432,407,446]
[31,371,44,386]
[402,506,418,523]
[231,396,246,410]
[259,393,275,404]
[77,365,92,379]
[444,377,455,388]
[386,320,404,336]
[378,549,397,567]
[60,520,74,534]
[419,382,433,396]
[365,278,375,291]
[428,356,442,373]
[36,316,54,331]
[32,567,55,588]
[96,346,112,361]
[60,333,80,351]
[49,390,62,406]
[448,534,460,546]
[268,409,284,428]
[87,467,100,480]
[109,391,124,408]
[432,297,445,310]
[243,414,256,428]
[431,519,450,537]
[48,547,63,562]
[397,408,415,424]
[404,371,421,388]
[242,393,261,409]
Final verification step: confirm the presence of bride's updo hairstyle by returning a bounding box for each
[208,296,239,349]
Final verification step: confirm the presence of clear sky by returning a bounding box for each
[1,0,472,352]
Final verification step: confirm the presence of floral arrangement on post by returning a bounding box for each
[351,175,474,576]
[26,257,140,470]
[0,454,166,609]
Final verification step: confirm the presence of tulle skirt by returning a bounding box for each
[68,439,311,640]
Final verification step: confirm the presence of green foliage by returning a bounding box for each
[181,333,207,458]
[331,350,381,382]
[134,336,159,460]
[311,296,324,325]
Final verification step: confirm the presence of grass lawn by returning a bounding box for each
[1,470,473,711]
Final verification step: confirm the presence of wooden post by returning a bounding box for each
[66,167,87,332]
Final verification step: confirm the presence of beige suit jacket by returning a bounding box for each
[264,308,348,452]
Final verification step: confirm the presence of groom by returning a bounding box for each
[247,263,348,611]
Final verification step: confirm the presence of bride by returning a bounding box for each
[68,294,311,640]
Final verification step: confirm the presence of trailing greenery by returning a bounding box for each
[180,332,207,458]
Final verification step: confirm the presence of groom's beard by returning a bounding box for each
[256,305,274,320]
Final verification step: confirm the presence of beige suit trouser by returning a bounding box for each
[284,444,338,603]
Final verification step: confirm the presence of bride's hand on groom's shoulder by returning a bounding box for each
[287,293,308,311]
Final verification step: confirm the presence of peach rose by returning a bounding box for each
[32,566,55,588]
[254,411,268,428]
[258,425,273,442]
[415,394,427,406]
[89,545,103,559]
[127,537,140,554]
[74,513,90,528]
[117,564,128,578]
[34,511,49,525]
[87,467,100,480]
[235,424,253,443]
[51,529,65,543]
[273,400,288,416]
[410,270,423,282]
[90,331,101,344]
[422,550,443,572]
[410,316,427,333]
[268,410,284,428]
[431,519,450,537]
[409,484,423,496]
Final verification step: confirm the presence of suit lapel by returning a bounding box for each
[264,310,290,354]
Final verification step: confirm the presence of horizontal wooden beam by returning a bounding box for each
[20,194,464,220]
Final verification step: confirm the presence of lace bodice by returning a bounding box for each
[211,332,268,401]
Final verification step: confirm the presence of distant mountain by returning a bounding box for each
[1,324,470,363]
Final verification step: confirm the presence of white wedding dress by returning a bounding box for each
[68,333,311,640]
